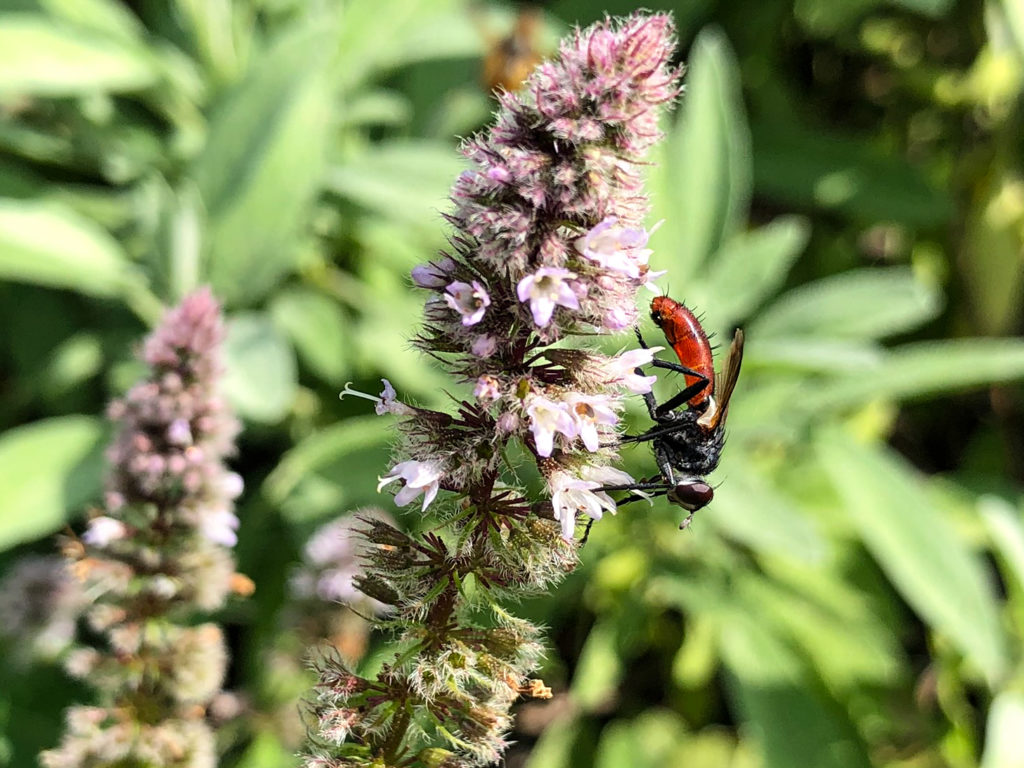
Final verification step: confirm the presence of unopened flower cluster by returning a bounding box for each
[43,288,244,768]
[307,13,680,768]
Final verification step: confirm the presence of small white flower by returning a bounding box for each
[564,393,619,452]
[575,217,655,278]
[221,472,244,500]
[444,280,491,326]
[602,347,664,394]
[549,470,617,541]
[377,460,444,511]
[474,375,502,402]
[200,507,240,547]
[516,267,580,327]
[525,394,577,457]
[82,517,127,548]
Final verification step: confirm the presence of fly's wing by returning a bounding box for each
[711,329,744,429]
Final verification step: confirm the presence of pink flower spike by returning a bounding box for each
[525,394,577,457]
[516,267,580,327]
[565,393,619,451]
[444,280,491,326]
[377,460,444,511]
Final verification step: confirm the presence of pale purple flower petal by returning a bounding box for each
[516,267,580,327]
[377,460,444,511]
[443,280,491,326]
[602,347,664,393]
[525,394,577,457]
[474,375,501,402]
[83,517,127,548]
[564,393,619,452]
[471,335,497,358]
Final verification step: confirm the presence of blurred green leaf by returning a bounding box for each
[222,314,297,423]
[999,0,1024,61]
[34,0,146,41]
[0,416,104,551]
[650,26,751,283]
[524,714,583,768]
[233,730,296,768]
[0,198,141,299]
[572,621,623,712]
[703,216,810,329]
[269,288,349,384]
[746,338,883,373]
[979,495,1024,594]
[0,13,159,96]
[751,267,942,340]
[328,140,464,229]
[818,432,1008,682]
[803,339,1024,410]
[752,121,952,226]
[981,691,1024,768]
[193,20,332,305]
[594,711,688,768]
[333,0,481,91]
[720,613,873,768]
[264,415,389,505]
[795,0,954,35]
[707,459,826,562]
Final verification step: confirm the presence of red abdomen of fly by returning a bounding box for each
[650,296,715,409]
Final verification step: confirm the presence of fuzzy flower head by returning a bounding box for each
[0,556,84,662]
[575,217,655,278]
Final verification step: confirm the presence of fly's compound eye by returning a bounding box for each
[668,480,713,512]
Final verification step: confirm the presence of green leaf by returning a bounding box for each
[0,198,140,299]
[269,288,349,383]
[0,416,105,551]
[818,431,1008,683]
[650,27,751,283]
[333,0,482,91]
[572,621,623,712]
[263,415,390,505]
[594,712,689,768]
[752,121,952,226]
[222,314,297,423]
[803,339,1024,410]
[707,458,826,562]
[981,691,1024,768]
[193,20,332,305]
[979,495,1024,595]
[746,338,883,373]
[703,216,810,329]
[720,613,873,768]
[751,267,942,340]
[34,0,147,42]
[327,140,464,229]
[0,13,158,96]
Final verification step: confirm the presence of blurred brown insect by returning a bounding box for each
[477,4,545,93]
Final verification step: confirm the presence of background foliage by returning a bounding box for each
[1,0,1023,767]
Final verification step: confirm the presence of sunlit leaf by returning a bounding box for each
[752,267,942,340]
[720,612,873,768]
[572,621,623,712]
[0,13,158,96]
[981,691,1024,768]
[979,495,1024,595]
[264,416,390,505]
[269,288,349,384]
[0,416,105,551]
[649,27,751,283]
[327,140,464,229]
[818,432,1008,683]
[803,339,1024,410]
[0,198,141,299]
[222,314,297,423]
[594,712,689,768]
[193,20,332,305]
[703,216,810,329]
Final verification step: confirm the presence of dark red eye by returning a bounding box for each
[669,480,713,512]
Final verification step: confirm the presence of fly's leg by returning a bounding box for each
[633,327,711,417]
